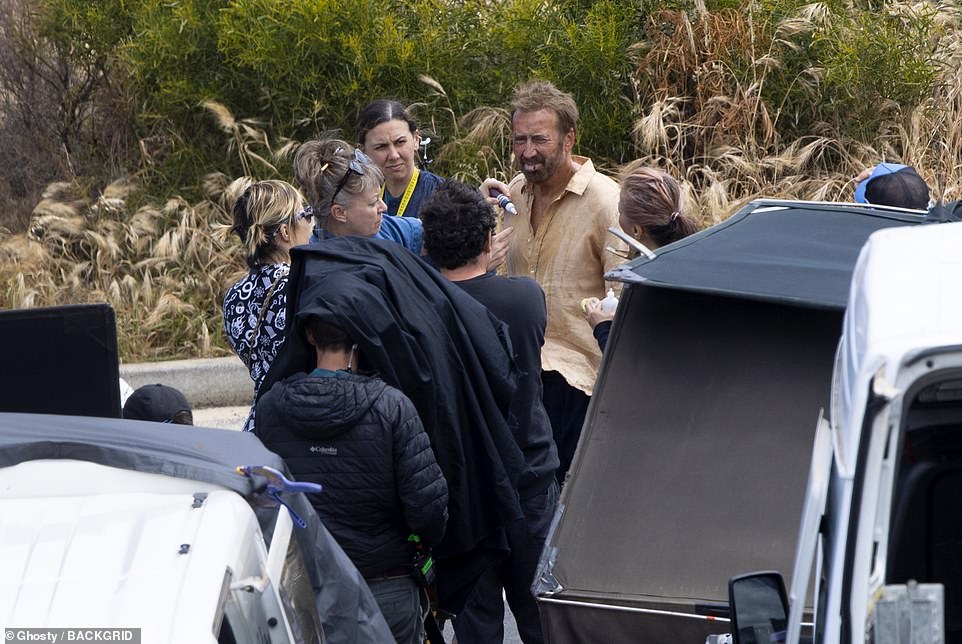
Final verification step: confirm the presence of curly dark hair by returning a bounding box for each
[421,179,496,270]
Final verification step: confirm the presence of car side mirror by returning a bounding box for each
[729,571,789,644]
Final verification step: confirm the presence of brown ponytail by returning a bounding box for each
[619,167,698,248]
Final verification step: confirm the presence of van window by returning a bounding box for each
[887,374,962,644]
[217,616,237,644]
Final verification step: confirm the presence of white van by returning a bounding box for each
[726,221,962,644]
[0,413,391,644]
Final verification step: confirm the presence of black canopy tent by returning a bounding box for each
[536,201,925,642]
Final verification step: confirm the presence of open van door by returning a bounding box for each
[727,220,962,644]
[785,413,833,643]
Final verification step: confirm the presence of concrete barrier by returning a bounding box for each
[120,356,253,409]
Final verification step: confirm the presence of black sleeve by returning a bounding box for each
[390,392,449,546]
[593,320,612,353]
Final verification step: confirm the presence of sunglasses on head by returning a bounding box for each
[330,148,372,207]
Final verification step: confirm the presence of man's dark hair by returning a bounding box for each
[421,180,497,270]
[305,316,354,352]
[169,409,194,425]
[865,167,930,210]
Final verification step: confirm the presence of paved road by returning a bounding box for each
[192,405,250,429]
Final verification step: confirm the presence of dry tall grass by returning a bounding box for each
[0,100,302,362]
[625,2,962,227]
[2,2,961,361]
[0,177,246,362]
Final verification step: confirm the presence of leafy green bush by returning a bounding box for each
[13,0,952,200]
[811,1,943,139]
[535,0,644,163]
[26,0,644,194]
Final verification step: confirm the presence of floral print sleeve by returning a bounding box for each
[222,263,291,404]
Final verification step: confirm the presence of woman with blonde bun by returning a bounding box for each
[221,178,313,430]
[294,137,423,253]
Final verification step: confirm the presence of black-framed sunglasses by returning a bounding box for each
[330,148,373,207]
[296,207,314,223]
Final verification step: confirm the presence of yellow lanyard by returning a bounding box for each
[382,167,420,217]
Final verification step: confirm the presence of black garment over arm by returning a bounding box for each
[259,237,526,614]
[593,320,612,353]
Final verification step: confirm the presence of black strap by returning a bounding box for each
[251,266,289,348]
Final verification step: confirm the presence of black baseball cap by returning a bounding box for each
[123,383,193,424]
[854,163,930,210]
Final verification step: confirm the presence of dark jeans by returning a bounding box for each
[368,576,424,644]
[453,479,560,644]
[541,370,590,485]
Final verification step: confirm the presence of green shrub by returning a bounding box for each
[535,0,644,164]
[32,0,646,193]
[812,1,943,139]
[17,0,951,198]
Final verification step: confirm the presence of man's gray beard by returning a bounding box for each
[522,168,550,184]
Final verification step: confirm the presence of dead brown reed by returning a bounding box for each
[0,171,246,362]
[203,100,282,177]
[625,0,962,228]
[436,105,513,181]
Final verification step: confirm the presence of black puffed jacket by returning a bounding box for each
[256,370,448,579]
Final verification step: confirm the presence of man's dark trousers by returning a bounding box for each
[453,480,560,643]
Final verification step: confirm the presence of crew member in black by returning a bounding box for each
[421,180,559,644]
[256,316,448,644]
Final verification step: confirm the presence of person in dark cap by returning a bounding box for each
[122,383,193,424]
[854,163,931,210]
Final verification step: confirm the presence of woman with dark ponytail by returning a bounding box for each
[584,167,700,350]
[356,99,443,219]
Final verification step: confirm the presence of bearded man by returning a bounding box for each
[481,79,625,486]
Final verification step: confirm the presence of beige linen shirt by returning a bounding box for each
[504,156,625,396]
